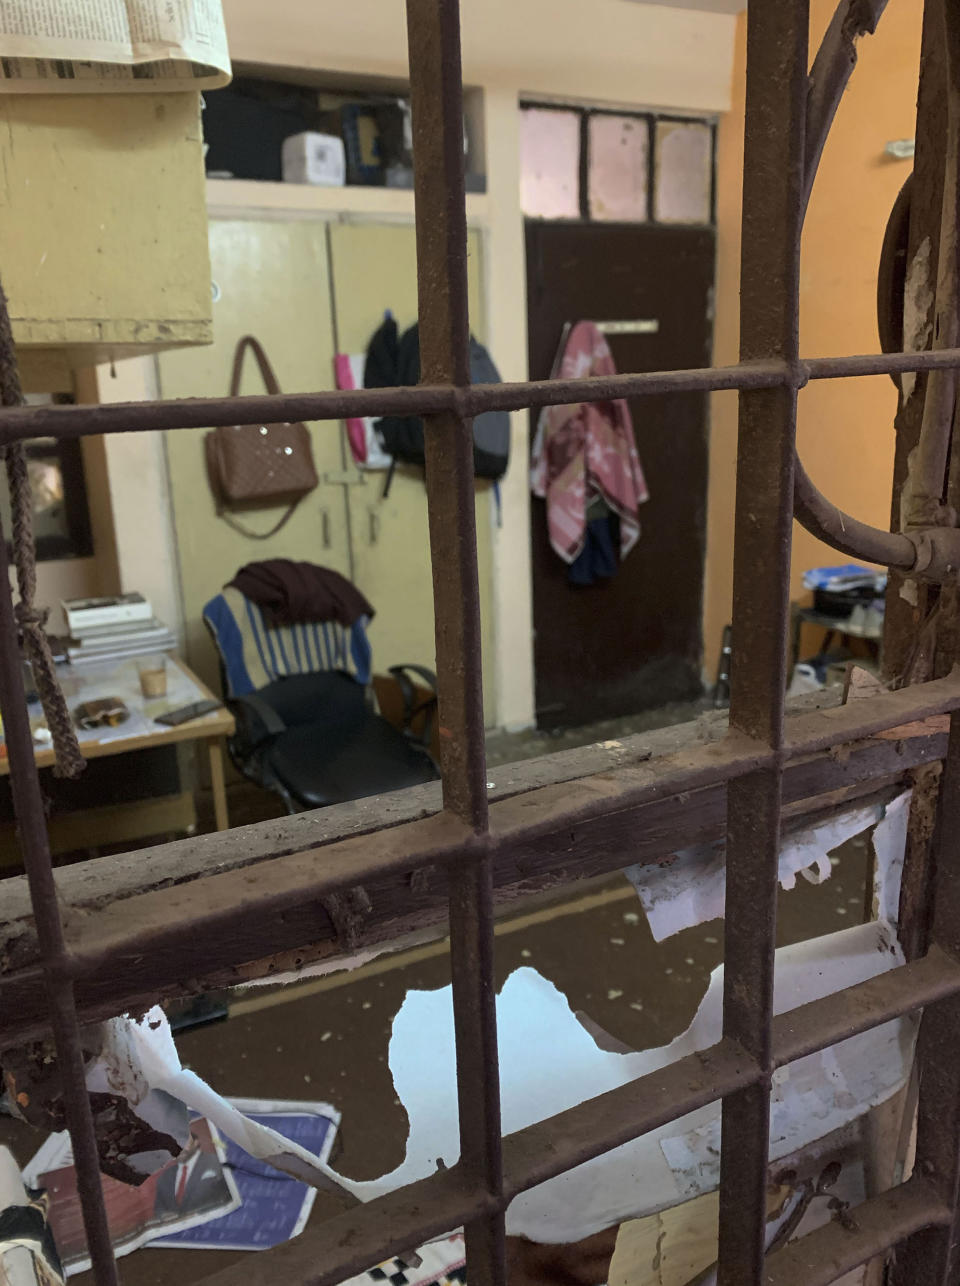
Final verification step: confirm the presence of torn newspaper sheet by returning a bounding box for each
[23,1100,338,1270]
[626,795,898,943]
[23,1118,239,1276]
[327,917,914,1243]
[152,1099,338,1252]
[0,1,231,93]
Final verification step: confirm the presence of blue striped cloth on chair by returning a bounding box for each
[203,587,373,698]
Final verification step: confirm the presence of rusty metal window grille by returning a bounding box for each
[4,1,960,1284]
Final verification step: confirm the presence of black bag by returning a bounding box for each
[363,319,510,488]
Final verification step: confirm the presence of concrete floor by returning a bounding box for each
[0,702,874,1283]
[485,698,710,766]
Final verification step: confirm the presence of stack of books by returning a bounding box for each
[63,594,176,667]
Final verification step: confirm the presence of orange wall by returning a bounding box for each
[703,1,921,680]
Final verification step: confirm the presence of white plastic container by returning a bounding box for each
[281,132,346,187]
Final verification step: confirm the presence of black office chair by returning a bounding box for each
[203,587,439,813]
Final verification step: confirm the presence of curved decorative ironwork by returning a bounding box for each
[791,0,960,576]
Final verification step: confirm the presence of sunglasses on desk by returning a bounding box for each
[72,698,129,730]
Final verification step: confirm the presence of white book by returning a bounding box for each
[64,593,153,634]
[71,616,162,639]
[73,621,170,648]
[68,631,175,660]
[68,640,176,667]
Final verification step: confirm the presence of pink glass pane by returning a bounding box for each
[588,114,649,222]
[520,108,581,219]
[654,120,712,224]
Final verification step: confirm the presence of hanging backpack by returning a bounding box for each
[363,319,510,493]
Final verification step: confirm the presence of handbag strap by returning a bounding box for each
[230,335,283,399]
[217,494,305,540]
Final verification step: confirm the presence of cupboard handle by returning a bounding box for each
[369,510,380,545]
[321,509,331,549]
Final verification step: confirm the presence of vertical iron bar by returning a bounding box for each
[891,712,960,1284]
[0,522,118,1286]
[718,1,808,1283]
[405,5,506,1286]
[892,5,960,1281]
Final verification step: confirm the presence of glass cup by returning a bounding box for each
[137,654,168,699]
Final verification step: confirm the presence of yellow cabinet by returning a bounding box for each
[327,221,496,724]
[157,219,348,692]
[1,92,211,385]
[157,213,497,721]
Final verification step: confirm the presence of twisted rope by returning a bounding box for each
[0,280,84,779]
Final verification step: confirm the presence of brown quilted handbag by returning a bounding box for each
[205,336,319,539]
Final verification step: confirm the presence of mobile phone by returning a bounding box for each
[154,699,222,727]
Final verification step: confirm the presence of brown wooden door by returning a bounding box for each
[526,220,715,728]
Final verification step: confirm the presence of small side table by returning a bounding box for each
[790,604,883,673]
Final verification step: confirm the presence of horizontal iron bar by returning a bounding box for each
[0,363,784,441]
[61,809,485,978]
[2,686,956,1039]
[0,754,930,1044]
[804,349,960,381]
[1,348,960,444]
[783,671,960,758]
[500,1037,758,1199]
[762,1175,950,1286]
[0,686,931,953]
[771,946,960,1068]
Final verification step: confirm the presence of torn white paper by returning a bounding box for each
[84,1022,190,1180]
[91,1008,355,1202]
[327,919,914,1243]
[872,790,910,924]
[626,798,890,943]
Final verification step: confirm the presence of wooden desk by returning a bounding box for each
[0,656,235,848]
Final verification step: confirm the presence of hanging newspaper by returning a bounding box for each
[0,1,231,93]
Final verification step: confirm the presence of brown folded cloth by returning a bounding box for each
[228,560,375,629]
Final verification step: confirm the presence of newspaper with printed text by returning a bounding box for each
[0,1,231,93]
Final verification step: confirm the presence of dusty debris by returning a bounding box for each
[900,236,934,403]
[2,1034,186,1186]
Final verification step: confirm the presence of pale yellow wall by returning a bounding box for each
[221,0,737,727]
[482,88,533,731]
[326,221,498,723]
[223,0,736,112]
[701,11,745,683]
[703,2,919,681]
[32,558,103,636]
[16,393,120,637]
[88,357,184,643]
[158,220,345,692]
[94,1,738,729]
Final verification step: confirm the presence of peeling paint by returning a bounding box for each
[901,236,934,402]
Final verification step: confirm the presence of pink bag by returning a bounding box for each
[334,353,368,465]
